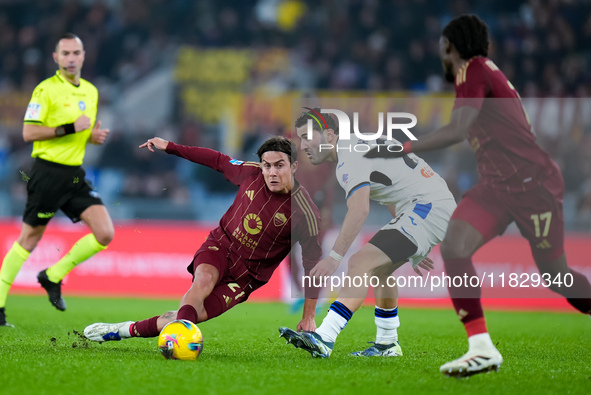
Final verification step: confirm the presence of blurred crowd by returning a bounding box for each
[1,0,591,228]
[1,0,590,95]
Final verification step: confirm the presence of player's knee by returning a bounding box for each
[193,270,216,289]
[347,252,367,274]
[440,238,468,260]
[17,234,42,252]
[94,227,114,246]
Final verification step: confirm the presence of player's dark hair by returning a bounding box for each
[442,15,489,60]
[257,136,297,164]
[55,33,83,51]
[294,108,338,134]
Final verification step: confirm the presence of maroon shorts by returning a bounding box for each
[451,174,565,261]
[189,239,264,321]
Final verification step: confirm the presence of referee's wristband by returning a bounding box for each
[402,141,413,154]
[55,123,76,137]
[328,250,343,262]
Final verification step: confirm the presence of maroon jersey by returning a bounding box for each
[453,56,560,193]
[166,142,322,284]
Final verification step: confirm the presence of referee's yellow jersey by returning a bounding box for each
[23,71,98,166]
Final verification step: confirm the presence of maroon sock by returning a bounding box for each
[177,304,198,323]
[131,316,160,338]
[565,269,591,314]
[444,257,485,325]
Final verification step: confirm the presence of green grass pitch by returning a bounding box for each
[0,295,589,394]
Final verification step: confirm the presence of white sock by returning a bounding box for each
[118,322,134,338]
[468,332,495,350]
[316,309,349,343]
[375,306,400,344]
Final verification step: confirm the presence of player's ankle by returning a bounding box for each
[119,322,134,338]
[468,332,495,350]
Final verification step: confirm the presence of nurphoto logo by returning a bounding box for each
[303,107,418,152]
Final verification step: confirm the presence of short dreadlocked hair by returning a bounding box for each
[442,15,489,60]
[294,108,338,134]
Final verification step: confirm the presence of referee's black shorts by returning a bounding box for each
[23,158,104,227]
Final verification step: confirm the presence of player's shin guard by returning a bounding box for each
[177,305,198,323]
[444,257,487,335]
[375,306,400,344]
[46,234,106,283]
[131,316,160,338]
[0,242,30,307]
[316,301,352,343]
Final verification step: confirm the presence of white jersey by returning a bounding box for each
[335,137,454,213]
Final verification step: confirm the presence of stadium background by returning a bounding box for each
[0,0,590,305]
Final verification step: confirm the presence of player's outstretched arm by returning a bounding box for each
[139,137,169,152]
[310,186,370,278]
[408,106,478,154]
[365,106,480,158]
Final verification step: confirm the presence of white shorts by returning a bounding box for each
[379,198,456,267]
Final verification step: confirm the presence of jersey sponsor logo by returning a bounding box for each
[274,213,287,227]
[245,190,254,201]
[232,226,259,250]
[78,101,86,110]
[24,103,41,120]
[37,212,55,219]
[243,213,263,235]
[420,166,434,178]
[229,159,244,165]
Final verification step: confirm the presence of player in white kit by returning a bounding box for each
[280,108,456,358]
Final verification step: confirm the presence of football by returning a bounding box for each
[157,319,204,360]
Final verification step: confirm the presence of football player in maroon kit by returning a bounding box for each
[365,14,591,377]
[84,136,323,342]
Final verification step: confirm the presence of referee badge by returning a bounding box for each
[79,101,86,111]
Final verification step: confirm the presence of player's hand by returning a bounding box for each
[413,256,434,276]
[297,316,317,332]
[364,145,404,159]
[139,137,169,152]
[74,114,92,132]
[310,256,341,278]
[90,120,110,145]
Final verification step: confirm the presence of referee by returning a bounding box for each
[0,33,113,326]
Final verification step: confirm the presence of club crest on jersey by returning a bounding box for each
[78,101,86,111]
[274,213,287,227]
[342,174,349,183]
[230,159,244,165]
